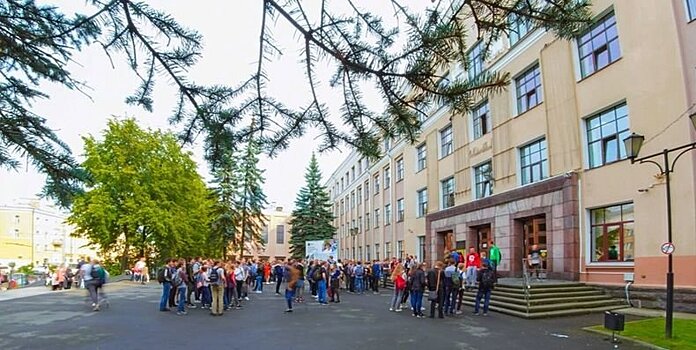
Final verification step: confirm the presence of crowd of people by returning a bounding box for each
[155,241,501,318]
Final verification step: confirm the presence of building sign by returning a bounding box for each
[305,239,338,261]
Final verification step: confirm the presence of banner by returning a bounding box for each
[305,239,337,261]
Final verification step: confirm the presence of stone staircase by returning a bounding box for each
[459,282,624,318]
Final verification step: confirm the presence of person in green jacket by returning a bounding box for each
[489,241,501,273]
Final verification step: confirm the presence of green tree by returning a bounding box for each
[236,139,268,258]
[0,1,591,207]
[289,154,335,259]
[210,152,241,259]
[68,119,214,269]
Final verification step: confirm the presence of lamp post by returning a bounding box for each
[622,112,696,339]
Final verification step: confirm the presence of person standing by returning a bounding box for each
[328,264,341,303]
[234,261,246,306]
[489,241,501,273]
[427,261,445,319]
[371,260,381,294]
[274,261,284,295]
[174,260,188,316]
[443,259,458,316]
[157,259,174,312]
[294,260,305,303]
[528,244,542,279]
[474,261,496,316]
[209,261,225,316]
[410,263,426,318]
[284,264,299,313]
[389,264,406,312]
[254,260,263,293]
[465,247,481,291]
[317,262,328,305]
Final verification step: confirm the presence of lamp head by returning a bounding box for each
[623,133,645,160]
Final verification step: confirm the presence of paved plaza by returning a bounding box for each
[0,281,644,350]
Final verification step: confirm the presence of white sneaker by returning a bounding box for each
[244,297,250,301]
[395,308,402,312]
[255,291,262,294]
[389,307,394,311]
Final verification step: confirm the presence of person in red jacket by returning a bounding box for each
[464,247,480,291]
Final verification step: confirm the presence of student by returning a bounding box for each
[284,264,299,313]
[328,264,342,303]
[174,260,188,316]
[410,263,426,318]
[474,261,496,316]
[465,247,481,291]
[209,261,225,316]
[158,259,175,312]
[427,261,445,319]
[389,264,406,312]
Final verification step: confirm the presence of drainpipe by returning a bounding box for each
[576,173,584,282]
[625,280,634,307]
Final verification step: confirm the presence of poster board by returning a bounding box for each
[305,239,337,261]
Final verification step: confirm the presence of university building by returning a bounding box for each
[243,206,293,261]
[326,0,696,290]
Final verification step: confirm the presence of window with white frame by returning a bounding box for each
[508,6,531,45]
[358,216,362,232]
[344,196,349,212]
[396,157,404,181]
[520,138,548,185]
[366,244,371,261]
[441,177,455,209]
[578,12,621,78]
[374,209,380,228]
[358,158,363,174]
[397,240,404,259]
[474,162,493,199]
[586,103,629,168]
[375,243,380,260]
[467,41,484,80]
[365,214,370,231]
[384,166,391,189]
[417,188,428,217]
[440,125,453,158]
[374,174,380,193]
[384,138,391,152]
[351,166,355,182]
[515,64,543,114]
[396,198,404,222]
[472,100,490,139]
[357,186,362,202]
[590,203,634,262]
[385,242,392,259]
[364,180,370,198]
[384,204,392,225]
[276,225,285,244]
[688,0,696,21]
[262,225,268,243]
[416,143,427,171]
[351,191,355,208]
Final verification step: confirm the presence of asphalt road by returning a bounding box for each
[0,282,642,350]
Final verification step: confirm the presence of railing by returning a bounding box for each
[521,258,532,314]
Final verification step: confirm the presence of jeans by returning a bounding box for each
[275,275,283,294]
[211,284,224,314]
[317,280,327,304]
[410,290,423,315]
[159,282,171,310]
[177,286,187,312]
[466,267,477,288]
[372,276,380,292]
[443,284,457,314]
[87,280,100,305]
[355,276,364,294]
[474,288,492,314]
[390,288,404,310]
[285,289,295,309]
[255,276,263,291]
[236,280,245,301]
[201,285,212,307]
[429,289,444,317]
[224,286,235,307]
[294,279,304,299]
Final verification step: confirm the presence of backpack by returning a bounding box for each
[171,269,183,287]
[157,266,167,283]
[91,265,106,285]
[354,265,364,277]
[480,269,496,289]
[312,267,323,282]
[209,267,220,284]
[451,269,461,288]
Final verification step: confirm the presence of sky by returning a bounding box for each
[0,0,430,210]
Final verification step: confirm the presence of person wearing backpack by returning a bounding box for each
[371,260,381,294]
[209,261,226,316]
[173,260,188,316]
[443,259,458,316]
[474,261,496,316]
[82,258,107,311]
[353,261,365,294]
[158,259,175,312]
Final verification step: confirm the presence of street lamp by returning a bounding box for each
[622,111,696,339]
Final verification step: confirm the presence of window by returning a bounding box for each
[375,243,380,260]
[358,159,363,174]
[12,228,19,238]
[341,178,344,191]
[440,125,453,158]
[340,200,344,215]
[366,244,371,261]
[578,12,621,78]
[396,198,405,222]
[441,177,455,209]
[385,242,392,259]
[276,225,285,244]
[262,225,268,243]
[374,174,380,193]
[417,188,428,217]
[364,180,370,198]
[416,143,427,171]
[13,215,20,224]
[396,157,404,181]
[516,64,543,114]
[384,138,392,152]
[384,204,392,225]
[356,186,362,202]
[520,138,548,185]
[586,103,630,168]
[508,7,531,45]
[467,41,484,80]
[384,167,391,189]
[365,214,370,231]
[397,240,404,259]
[472,101,490,139]
[374,209,380,228]
[351,191,355,208]
[418,236,426,263]
[345,196,349,213]
[688,0,696,21]
[474,162,493,199]
[590,203,634,262]
[351,166,355,182]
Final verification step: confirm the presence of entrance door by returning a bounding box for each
[475,225,491,255]
[523,216,547,267]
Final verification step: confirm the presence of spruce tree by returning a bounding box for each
[237,139,268,258]
[289,154,336,259]
[210,151,241,259]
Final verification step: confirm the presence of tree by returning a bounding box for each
[236,138,269,258]
[289,154,335,259]
[1,1,591,206]
[210,151,241,259]
[68,119,214,269]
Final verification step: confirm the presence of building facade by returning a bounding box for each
[326,0,696,289]
[244,207,293,260]
[0,199,98,268]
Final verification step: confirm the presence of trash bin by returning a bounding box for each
[604,311,625,331]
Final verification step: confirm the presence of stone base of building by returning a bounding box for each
[595,284,696,314]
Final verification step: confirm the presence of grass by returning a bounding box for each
[589,318,696,349]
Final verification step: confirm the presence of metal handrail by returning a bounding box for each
[521,258,531,314]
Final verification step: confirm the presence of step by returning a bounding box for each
[460,301,625,319]
[461,295,621,312]
[490,289,604,300]
[463,292,613,306]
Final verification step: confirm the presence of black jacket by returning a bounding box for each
[426,268,445,292]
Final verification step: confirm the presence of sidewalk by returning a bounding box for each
[0,275,131,302]
[613,307,696,320]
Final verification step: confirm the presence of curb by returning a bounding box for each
[581,326,668,350]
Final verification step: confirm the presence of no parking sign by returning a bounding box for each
[660,242,675,255]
